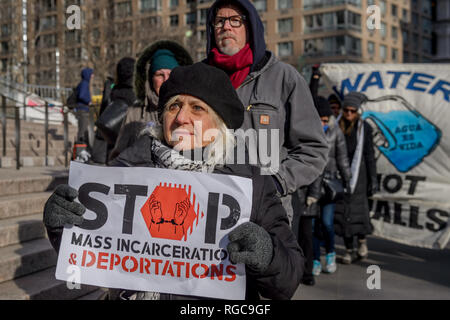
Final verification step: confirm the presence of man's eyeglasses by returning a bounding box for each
[213,15,246,28]
[343,108,358,114]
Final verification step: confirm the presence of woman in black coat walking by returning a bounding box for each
[334,92,379,264]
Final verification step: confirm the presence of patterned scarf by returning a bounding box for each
[150,138,216,173]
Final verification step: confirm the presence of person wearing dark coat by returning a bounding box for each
[334,92,379,264]
[328,94,342,119]
[311,97,351,277]
[108,41,193,161]
[74,67,95,153]
[92,58,137,164]
[43,63,303,300]
[291,176,322,286]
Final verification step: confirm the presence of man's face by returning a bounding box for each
[214,6,248,56]
[152,69,172,96]
[163,95,218,151]
[330,103,341,117]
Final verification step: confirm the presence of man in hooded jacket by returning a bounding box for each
[204,0,329,223]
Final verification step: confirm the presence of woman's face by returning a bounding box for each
[152,69,172,96]
[343,105,358,122]
[163,95,218,151]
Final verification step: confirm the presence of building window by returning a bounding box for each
[392,48,398,61]
[380,22,386,38]
[422,37,432,54]
[367,41,375,56]
[391,4,397,17]
[402,30,409,46]
[115,1,132,17]
[278,0,293,10]
[402,9,409,22]
[199,9,208,25]
[422,18,432,34]
[380,44,387,60]
[392,26,398,40]
[140,0,161,12]
[185,12,196,25]
[379,0,386,15]
[170,15,179,27]
[254,0,267,12]
[278,18,293,34]
[170,0,179,8]
[278,41,293,57]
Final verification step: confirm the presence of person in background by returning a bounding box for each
[312,97,351,277]
[108,41,193,161]
[328,94,342,119]
[334,92,378,264]
[74,67,95,155]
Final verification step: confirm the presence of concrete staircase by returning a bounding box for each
[0,118,78,168]
[0,166,106,300]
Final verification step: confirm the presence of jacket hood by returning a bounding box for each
[134,40,193,102]
[116,57,135,87]
[81,68,93,81]
[206,0,267,71]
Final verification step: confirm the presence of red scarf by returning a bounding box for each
[210,43,253,89]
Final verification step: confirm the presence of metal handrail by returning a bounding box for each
[0,95,72,170]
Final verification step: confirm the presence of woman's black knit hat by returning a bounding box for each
[158,62,244,130]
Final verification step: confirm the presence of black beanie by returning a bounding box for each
[343,91,367,110]
[316,96,333,117]
[328,94,341,107]
[116,57,135,86]
[158,62,244,130]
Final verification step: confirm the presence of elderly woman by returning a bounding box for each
[43,63,303,300]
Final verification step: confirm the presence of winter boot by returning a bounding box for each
[324,252,337,273]
[342,249,354,264]
[357,239,368,259]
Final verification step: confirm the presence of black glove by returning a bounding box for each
[368,180,380,197]
[344,180,351,194]
[43,184,86,231]
[227,222,273,274]
[311,64,321,78]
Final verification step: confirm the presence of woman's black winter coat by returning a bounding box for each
[334,119,378,238]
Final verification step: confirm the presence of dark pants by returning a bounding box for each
[75,108,95,150]
[294,216,314,278]
[344,234,366,250]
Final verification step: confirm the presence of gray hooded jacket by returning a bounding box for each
[206,0,329,196]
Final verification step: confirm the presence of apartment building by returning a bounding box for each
[302,0,436,66]
[434,0,450,62]
[0,0,440,91]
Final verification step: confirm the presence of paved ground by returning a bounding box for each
[293,235,450,300]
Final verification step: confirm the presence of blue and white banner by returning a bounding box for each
[320,63,450,249]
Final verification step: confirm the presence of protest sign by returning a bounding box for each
[320,63,450,249]
[55,162,253,299]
